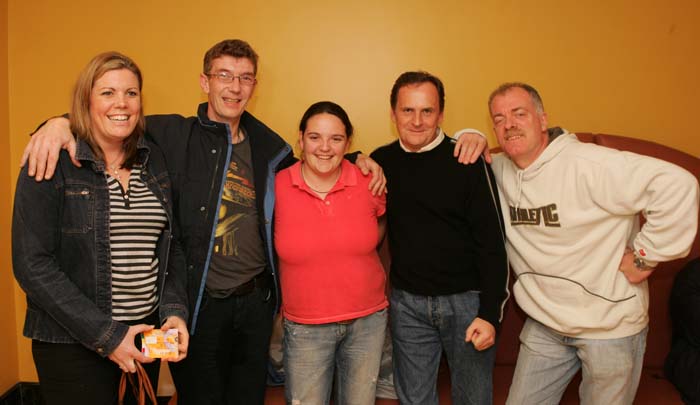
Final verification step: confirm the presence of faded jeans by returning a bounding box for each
[390,288,496,405]
[506,317,648,405]
[283,309,387,405]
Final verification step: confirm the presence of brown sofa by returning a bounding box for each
[263,132,699,404]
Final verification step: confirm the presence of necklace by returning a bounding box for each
[300,163,341,194]
[232,128,244,144]
[107,152,125,183]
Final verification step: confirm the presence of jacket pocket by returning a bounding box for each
[62,185,94,234]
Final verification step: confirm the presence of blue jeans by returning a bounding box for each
[283,309,387,405]
[390,288,495,405]
[506,317,648,405]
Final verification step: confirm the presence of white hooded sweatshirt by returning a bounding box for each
[491,129,699,339]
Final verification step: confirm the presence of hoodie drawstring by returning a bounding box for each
[515,170,524,209]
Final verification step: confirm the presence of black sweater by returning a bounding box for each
[371,136,508,326]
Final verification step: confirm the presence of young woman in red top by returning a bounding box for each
[274,101,387,405]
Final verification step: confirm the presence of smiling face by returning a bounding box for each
[299,113,350,178]
[391,82,444,151]
[88,68,141,148]
[200,55,256,129]
[490,87,549,169]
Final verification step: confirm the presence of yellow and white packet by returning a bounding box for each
[141,329,179,359]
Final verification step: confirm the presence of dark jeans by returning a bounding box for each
[170,284,274,405]
[32,313,160,405]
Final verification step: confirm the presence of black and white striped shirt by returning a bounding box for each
[107,165,167,322]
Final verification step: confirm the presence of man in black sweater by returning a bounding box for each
[371,71,508,405]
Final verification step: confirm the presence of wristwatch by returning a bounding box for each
[633,252,654,271]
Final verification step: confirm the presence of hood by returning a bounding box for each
[519,127,573,179]
[509,127,576,208]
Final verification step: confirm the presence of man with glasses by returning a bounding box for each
[21,39,385,405]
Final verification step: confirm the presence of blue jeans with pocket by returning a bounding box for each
[390,288,496,405]
[506,317,647,405]
[283,309,387,405]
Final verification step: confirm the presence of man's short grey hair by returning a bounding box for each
[488,82,545,113]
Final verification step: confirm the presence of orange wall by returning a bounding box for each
[1,0,20,393]
[6,0,700,382]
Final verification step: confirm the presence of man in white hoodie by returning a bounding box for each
[485,82,699,405]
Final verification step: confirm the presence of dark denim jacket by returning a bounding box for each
[12,137,188,356]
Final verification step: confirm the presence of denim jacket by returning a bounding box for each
[12,137,188,356]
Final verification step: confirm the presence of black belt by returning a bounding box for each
[229,272,271,296]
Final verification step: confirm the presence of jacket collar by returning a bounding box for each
[196,102,224,129]
[75,136,151,172]
[195,102,290,160]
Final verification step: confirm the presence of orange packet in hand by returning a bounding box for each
[141,328,178,359]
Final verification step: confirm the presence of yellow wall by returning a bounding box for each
[1,0,20,393]
[6,0,700,383]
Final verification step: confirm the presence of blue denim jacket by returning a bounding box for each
[12,137,188,356]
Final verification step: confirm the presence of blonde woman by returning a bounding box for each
[12,52,188,405]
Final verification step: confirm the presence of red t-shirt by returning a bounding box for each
[274,160,388,324]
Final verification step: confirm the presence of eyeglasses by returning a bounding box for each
[206,71,257,86]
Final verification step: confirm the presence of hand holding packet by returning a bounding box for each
[141,328,179,359]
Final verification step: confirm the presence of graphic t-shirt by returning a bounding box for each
[206,133,267,297]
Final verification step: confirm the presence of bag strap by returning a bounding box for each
[118,361,157,405]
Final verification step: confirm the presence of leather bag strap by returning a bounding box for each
[118,361,157,405]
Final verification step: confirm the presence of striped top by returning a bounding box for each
[107,165,168,322]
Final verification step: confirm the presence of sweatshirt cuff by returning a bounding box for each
[632,246,659,268]
[453,128,486,140]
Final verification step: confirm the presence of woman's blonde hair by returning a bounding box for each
[70,51,145,168]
